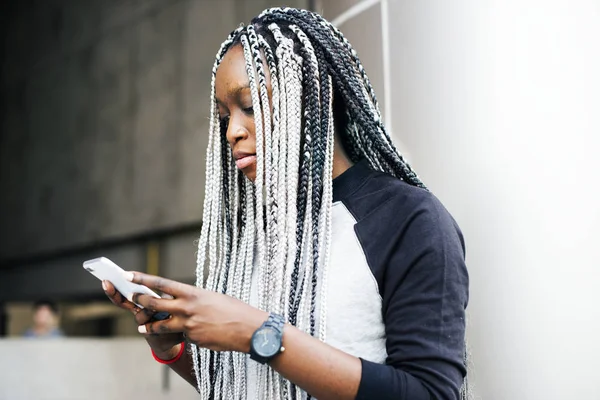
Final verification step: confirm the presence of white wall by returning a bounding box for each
[324,1,600,399]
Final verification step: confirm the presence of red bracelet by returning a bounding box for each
[151,342,186,365]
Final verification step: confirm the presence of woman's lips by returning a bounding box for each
[235,155,256,170]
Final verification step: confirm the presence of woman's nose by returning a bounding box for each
[226,118,248,146]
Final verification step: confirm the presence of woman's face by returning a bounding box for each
[215,44,272,182]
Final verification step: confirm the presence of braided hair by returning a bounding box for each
[192,7,468,400]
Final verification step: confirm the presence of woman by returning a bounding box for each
[103,8,469,400]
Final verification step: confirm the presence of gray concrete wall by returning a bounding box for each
[0,0,307,262]
[0,338,199,400]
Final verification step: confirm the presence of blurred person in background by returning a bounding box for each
[103,8,469,400]
[23,299,64,339]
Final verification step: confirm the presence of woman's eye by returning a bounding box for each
[243,106,254,115]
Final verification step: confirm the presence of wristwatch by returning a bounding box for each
[249,313,286,364]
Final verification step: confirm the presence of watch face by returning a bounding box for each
[252,327,280,358]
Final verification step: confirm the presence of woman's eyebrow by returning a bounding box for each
[231,83,251,96]
[216,83,251,105]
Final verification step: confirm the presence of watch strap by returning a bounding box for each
[249,313,285,364]
[265,313,285,334]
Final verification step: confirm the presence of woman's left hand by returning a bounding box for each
[126,272,268,353]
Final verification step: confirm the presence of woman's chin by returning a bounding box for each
[242,166,256,182]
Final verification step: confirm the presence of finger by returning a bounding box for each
[138,316,184,335]
[134,307,156,325]
[129,293,185,315]
[161,292,174,300]
[103,281,138,313]
[125,271,191,298]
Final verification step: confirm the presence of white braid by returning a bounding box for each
[218,154,236,398]
[240,32,273,399]
[224,158,240,300]
[272,26,305,399]
[247,26,275,315]
[258,35,285,318]
[195,27,240,399]
[310,75,335,343]
[257,35,288,399]
[239,179,256,399]
[194,25,247,399]
[241,33,267,311]
[269,38,302,394]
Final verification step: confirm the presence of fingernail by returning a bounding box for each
[101,281,107,291]
[138,325,147,334]
[124,271,134,282]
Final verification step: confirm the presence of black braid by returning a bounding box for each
[308,10,382,114]
[288,39,325,329]
[308,42,332,336]
[303,9,424,185]
[283,12,399,175]
[220,132,233,295]
[287,53,314,327]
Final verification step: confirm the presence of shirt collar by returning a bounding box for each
[332,159,373,203]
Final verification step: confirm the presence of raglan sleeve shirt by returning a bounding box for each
[334,161,469,400]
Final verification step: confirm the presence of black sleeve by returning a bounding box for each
[354,194,469,400]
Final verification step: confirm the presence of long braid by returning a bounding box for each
[239,178,256,399]
[217,134,235,399]
[287,96,311,328]
[258,35,284,314]
[218,132,233,295]
[250,25,288,398]
[268,23,303,329]
[300,28,334,337]
[290,25,327,337]
[240,32,271,398]
[247,26,273,312]
[195,25,244,400]
[259,35,288,399]
[312,46,333,341]
[268,22,310,330]
[319,75,335,343]
[288,25,322,330]
[309,10,382,116]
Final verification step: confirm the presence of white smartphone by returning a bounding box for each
[83,257,170,321]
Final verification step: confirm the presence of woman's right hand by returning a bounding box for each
[102,280,184,359]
